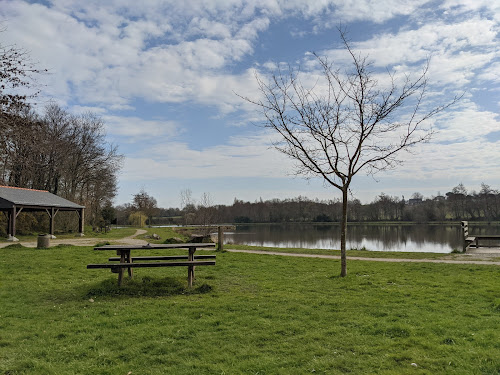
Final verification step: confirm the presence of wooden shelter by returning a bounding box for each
[0,186,85,241]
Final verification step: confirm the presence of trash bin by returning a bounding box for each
[37,234,51,249]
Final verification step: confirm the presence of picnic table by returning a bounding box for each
[87,243,216,287]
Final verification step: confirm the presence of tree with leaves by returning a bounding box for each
[240,29,460,276]
[133,189,158,226]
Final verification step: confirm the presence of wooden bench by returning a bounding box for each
[87,261,216,269]
[462,221,500,252]
[87,243,216,287]
[462,221,475,252]
[107,255,216,262]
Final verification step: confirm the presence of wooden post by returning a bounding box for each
[50,207,55,237]
[461,221,468,252]
[218,226,223,251]
[188,246,195,288]
[126,250,133,279]
[11,206,16,238]
[461,221,468,238]
[78,208,85,236]
[7,210,12,238]
[7,206,22,240]
[117,250,125,286]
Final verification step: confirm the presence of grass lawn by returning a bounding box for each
[139,227,190,243]
[1,245,500,374]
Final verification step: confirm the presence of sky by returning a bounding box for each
[1,0,499,208]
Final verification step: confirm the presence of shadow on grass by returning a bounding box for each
[84,276,213,298]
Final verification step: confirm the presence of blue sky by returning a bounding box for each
[2,0,499,207]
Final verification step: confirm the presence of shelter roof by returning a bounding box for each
[0,186,84,210]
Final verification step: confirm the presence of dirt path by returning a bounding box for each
[0,229,149,248]
[226,249,500,266]
[112,229,148,246]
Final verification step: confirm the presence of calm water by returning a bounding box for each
[224,223,500,253]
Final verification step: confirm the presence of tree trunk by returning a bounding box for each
[340,187,348,277]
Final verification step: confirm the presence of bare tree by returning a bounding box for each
[0,103,122,227]
[0,31,45,113]
[0,28,46,185]
[240,29,460,276]
[180,188,196,225]
[180,188,194,210]
[196,192,219,232]
[0,31,121,229]
[411,192,424,201]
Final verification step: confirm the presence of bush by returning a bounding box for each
[128,212,147,227]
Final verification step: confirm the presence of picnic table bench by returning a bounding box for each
[461,221,500,252]
[87,243,216,287]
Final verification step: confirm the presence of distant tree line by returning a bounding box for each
[0,33,122,234]
[128,183,499,226]
[114,189,219,230]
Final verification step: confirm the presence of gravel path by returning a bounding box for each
[0,229,148,248]
[226,249,500,266]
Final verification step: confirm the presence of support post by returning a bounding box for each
[78,208,85,236]
[117,259,124,287]
[188,246,195,288]
[461,221,468,252]
[45,208,59,239]
[11,206,15,237]
[7,210,12,238]
[50,207,55,238]
[461,221,468,238]
[8,206,18,241]
[218,226,224,251]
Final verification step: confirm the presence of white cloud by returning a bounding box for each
[374,105,500,184]
[187,17,233,39]
[478,62,500,84]
[4,0,497,116]
[329,19,499,86]
[327,0,433,24]
[103,115,180,140]
[121,131,294,181]
[1,0,274,112]
[432,105,500,142]
[442,0,500,22]
[383,138,500,182]
[69,105,108,114]
[3,0,500,207]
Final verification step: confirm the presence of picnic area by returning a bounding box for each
[2,226,500,374]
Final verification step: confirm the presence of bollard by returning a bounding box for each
[218,226,224,251]
[37,234,51,249]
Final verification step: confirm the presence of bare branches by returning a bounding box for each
[0,104,123,225]
[239,28,459,276]
[0,34,46,113]
[241,29,459,192]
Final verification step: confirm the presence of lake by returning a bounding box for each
[223,223,500,253]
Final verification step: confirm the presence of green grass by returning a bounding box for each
[1,245,500,374]
[139,226,190,244]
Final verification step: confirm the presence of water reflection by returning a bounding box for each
[225,223,500,253]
